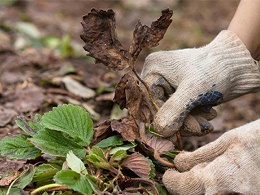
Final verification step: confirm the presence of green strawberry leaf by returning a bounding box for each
[109,142,136,155]
[30,129,86,158]
[111,150,127,161]
[41,104,93,146]
[86,147,110,169]
[15,114,44,136]
[66,151,88,175]
[54,170,92,195]
[0,187,21,195]
[94,135,123,148]
[33,164,60,185]
[14,164,35,189]
[0,134,41,160]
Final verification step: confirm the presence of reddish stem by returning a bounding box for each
[154,150,175,168]
[176,131,183,150]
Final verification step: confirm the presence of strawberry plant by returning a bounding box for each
[0,9,179,194]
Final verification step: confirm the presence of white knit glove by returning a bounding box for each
[141,30,259,137]
[162,120,259,195]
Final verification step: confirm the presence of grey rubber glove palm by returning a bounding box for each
[162,120,259,195]
[141,30,259,137]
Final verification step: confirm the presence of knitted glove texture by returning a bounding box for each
[141,30,259,137]
[162,120,259,195]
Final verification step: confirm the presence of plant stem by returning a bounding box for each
[129,57,159,112]
[109,165,120,176]
[125,178,158,195]
[154,150,175,168]
[176,131,183,150]
[31,184,64,195]
[132,67,159,111]
[130,56,183,152]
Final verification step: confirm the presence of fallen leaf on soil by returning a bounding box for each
[1,71,25,85]
[80,8,129,71]
[20,47,49,67]
[0,107,18,127]
[82,103,100,121]
[81,62,116,89]
[0,157,25,186]
[62,76,96,99]
[1,47,49,71]
[129,9,173,61]
[0,45,14,55]
[0,31,11,47]
[114,72,154,123]
[122,153,152,179]
[0,158,25,175]
[96,92,115,101]
[0,170,19,186]
[111,116,139,142]
[7,86,44,113]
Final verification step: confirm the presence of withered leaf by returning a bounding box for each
[111,116,139,142]
[80,9,129,71]
[0,107,17,127]
[113,73,128,109]
[62,76,96,99]
[129,9,173,61]
[0,158,25,186]
[0,171,19,186]
[141,131,175,154]
[114,72,154,123]
[8,86,44,113]
[121,153,153,179]
[93,119,112,142]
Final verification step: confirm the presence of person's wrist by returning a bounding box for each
[227,23,260,61]
[204,30,259,101]
[227,28,259,60]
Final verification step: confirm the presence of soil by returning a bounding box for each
[0,0,258,167]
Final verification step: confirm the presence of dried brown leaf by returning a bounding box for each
[141,131,175,154]
[96,92,115,101]
[8,86,44,113]
[114,72,154,123]
[0,158,25,186]
[0,171,19,186]
[111,116,139,142]
[113,73,128,109]
[62,76,96,99]
[129,9,173,61]
[93,119,112,141]
[0,107,17,127]
[121,153,151,179]
[80,9,129,71]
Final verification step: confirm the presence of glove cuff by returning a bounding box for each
[205,30,259,101]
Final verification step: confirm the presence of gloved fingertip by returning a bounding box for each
[153,91,191,137]
[163,168,205,195]
[202,107,217,120]
[191,106,217,120]
[174,151,196,172]
[162,169,180,193]
[181,115,201,136]
[153,114,181,137]
[193,116,214,134]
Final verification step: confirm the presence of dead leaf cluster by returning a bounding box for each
[80,8,173,122]
[81,8,176,167]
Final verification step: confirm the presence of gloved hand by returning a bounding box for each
[163,120,259,195]
[141,30,259,137]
